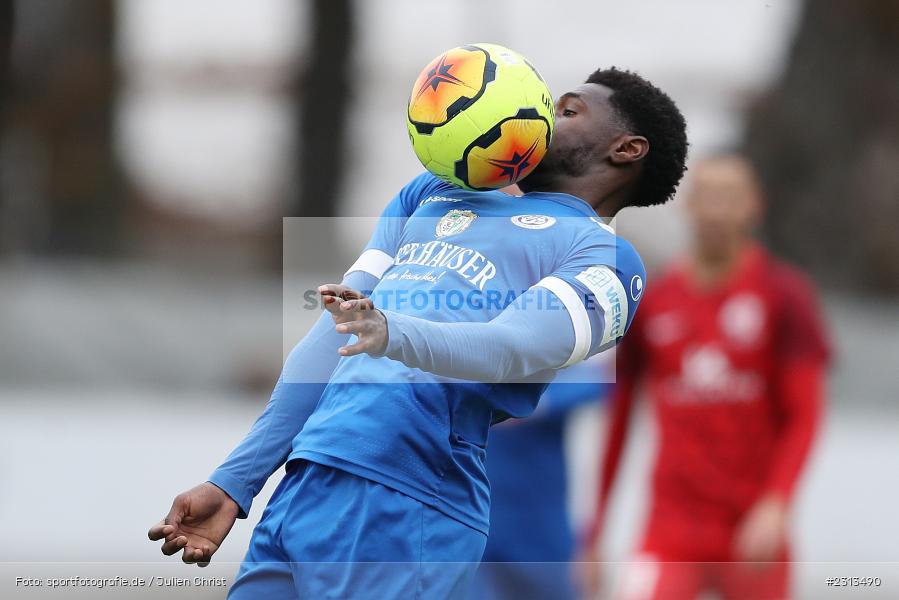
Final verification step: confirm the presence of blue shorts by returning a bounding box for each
[228,460,487,600]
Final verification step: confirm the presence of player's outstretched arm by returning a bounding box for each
[148,173,449,564]
[204,298,371,515]
[147,294,367,566]
[319,280,615,383]
[322,229,644,383]
[204,172,449,515]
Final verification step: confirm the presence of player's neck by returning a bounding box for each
[588,168,639,218]
[538,174,632,219]
[691,241,750,287]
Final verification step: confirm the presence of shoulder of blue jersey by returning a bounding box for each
[568,218,646,290]
[413,171,458,200]
[564,221,646,336]
[611,235,646,305]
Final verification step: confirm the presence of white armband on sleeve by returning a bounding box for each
[344,249,394,279]
[534,276,592,368]
[574,265,629,347]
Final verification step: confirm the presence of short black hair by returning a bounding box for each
[586,67,689,207]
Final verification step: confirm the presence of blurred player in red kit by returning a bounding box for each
[578,154,831,600]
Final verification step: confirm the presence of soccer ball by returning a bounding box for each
[407,43,554,191]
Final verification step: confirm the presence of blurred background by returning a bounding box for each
[1,0,897,598]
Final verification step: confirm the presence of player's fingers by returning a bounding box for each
[330,304,361,326]
[319,283,362,302]
[322,294,342,317]
[152,499,186,544]
[338,339,370,357]
[195,545,214,568]
[147,521,175,541]
[161,536,188,556]
[323,295,354,323]
[318,283,367,302]
[317,284,349,298]
[181,545,206,565]
[340,320,384,355]
[335,321,365,336]
[191,545,214,567]
[339,298,375,312]
[335,317,368,335]
[161,500,185,534]
[338,287,364,301]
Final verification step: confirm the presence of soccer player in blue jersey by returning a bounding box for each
[148,68,688,599]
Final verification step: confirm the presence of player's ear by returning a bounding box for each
[609,135,649,165]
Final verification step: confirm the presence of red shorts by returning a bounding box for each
[615,554,789,600]
[614,519,790,600]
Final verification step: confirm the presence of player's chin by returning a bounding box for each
[518,160,556,191]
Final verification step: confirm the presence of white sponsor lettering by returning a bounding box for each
[418,195,463,207]
[665,344,764,403]
[575,265,629,346]
[394,241,497,290]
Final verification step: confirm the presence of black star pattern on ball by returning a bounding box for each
[416,54,464,98]
[486,139,540,182]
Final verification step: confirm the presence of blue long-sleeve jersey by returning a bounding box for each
[291,174,644,533]
[210,173,644,534]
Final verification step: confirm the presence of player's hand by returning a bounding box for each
[147,482,239,567]
[319,284,388,357]
[734,494,788,567]
[573,545,603,599]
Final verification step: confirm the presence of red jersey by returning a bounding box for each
[592,245,830,557]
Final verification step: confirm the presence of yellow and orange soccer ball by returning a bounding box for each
[407,43,554,191]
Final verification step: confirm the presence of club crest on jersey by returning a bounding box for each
[719,293,765,347]
[436,209,477,238]
[511,214,556,230]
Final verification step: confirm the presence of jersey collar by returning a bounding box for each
[523,191,602,219]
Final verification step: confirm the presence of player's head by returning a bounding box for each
[518,67,688,211]
[685,153,764,258]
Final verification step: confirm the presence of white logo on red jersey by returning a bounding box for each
[668,344,763,403]
[681,345,730,390]
[719,293,765,348]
